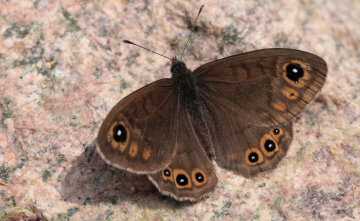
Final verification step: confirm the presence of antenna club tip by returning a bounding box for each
[123,40,133,44]
[199,5,204,12]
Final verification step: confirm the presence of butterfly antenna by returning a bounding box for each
[180,5,204,60]
[123,40,172,60]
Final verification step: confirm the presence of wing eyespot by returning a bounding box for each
[192,168,207,186]
[173,169,192,189]
[162,167,174,183]
[108,121,130,152]
[286,63,304,82]
[245,148,264,165]
[164,168,171,177]
[113,123,127,143]
[270,127,284,142]
[176,174,189,186]
[128,142,139,158]
[264,139,276,152]
[273,128,280,135]
[260,134,279,157]
[281,86,300,100]
[282,60,311,88]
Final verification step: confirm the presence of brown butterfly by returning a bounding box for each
[96,6,327,201]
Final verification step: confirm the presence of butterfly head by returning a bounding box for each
[171,57,190,77]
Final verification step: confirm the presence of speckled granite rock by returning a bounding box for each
[0,0,359,220]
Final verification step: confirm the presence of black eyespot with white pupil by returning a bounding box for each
[264,139,276,152]
[113,124,127,143]
[195,172,205,183]
[248,152,259,163]
[286,63,304,82]
[176,174,188,186]
[163,169,171,177]
[273,128,280,135]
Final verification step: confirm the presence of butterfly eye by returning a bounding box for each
[192,168,207,186]
[245,148,264,165]
[170,61,187,75]
[286,63,304,82]
[113,123,127,143]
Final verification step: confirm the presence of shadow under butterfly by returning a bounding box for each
[96,5,327,201]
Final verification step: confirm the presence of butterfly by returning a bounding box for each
[96,5,327,201]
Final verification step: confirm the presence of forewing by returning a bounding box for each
[195,49,327,127]
[97,79,178,174]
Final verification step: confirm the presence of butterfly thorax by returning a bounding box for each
[171,58,203,116]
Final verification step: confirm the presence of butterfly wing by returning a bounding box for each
[202,100,293,176]
[195,49,327,175]
[148,109,217,201]
[97,79,179,174]
[196,49,327,127]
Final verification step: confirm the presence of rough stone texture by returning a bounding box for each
[0,0,359,220]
